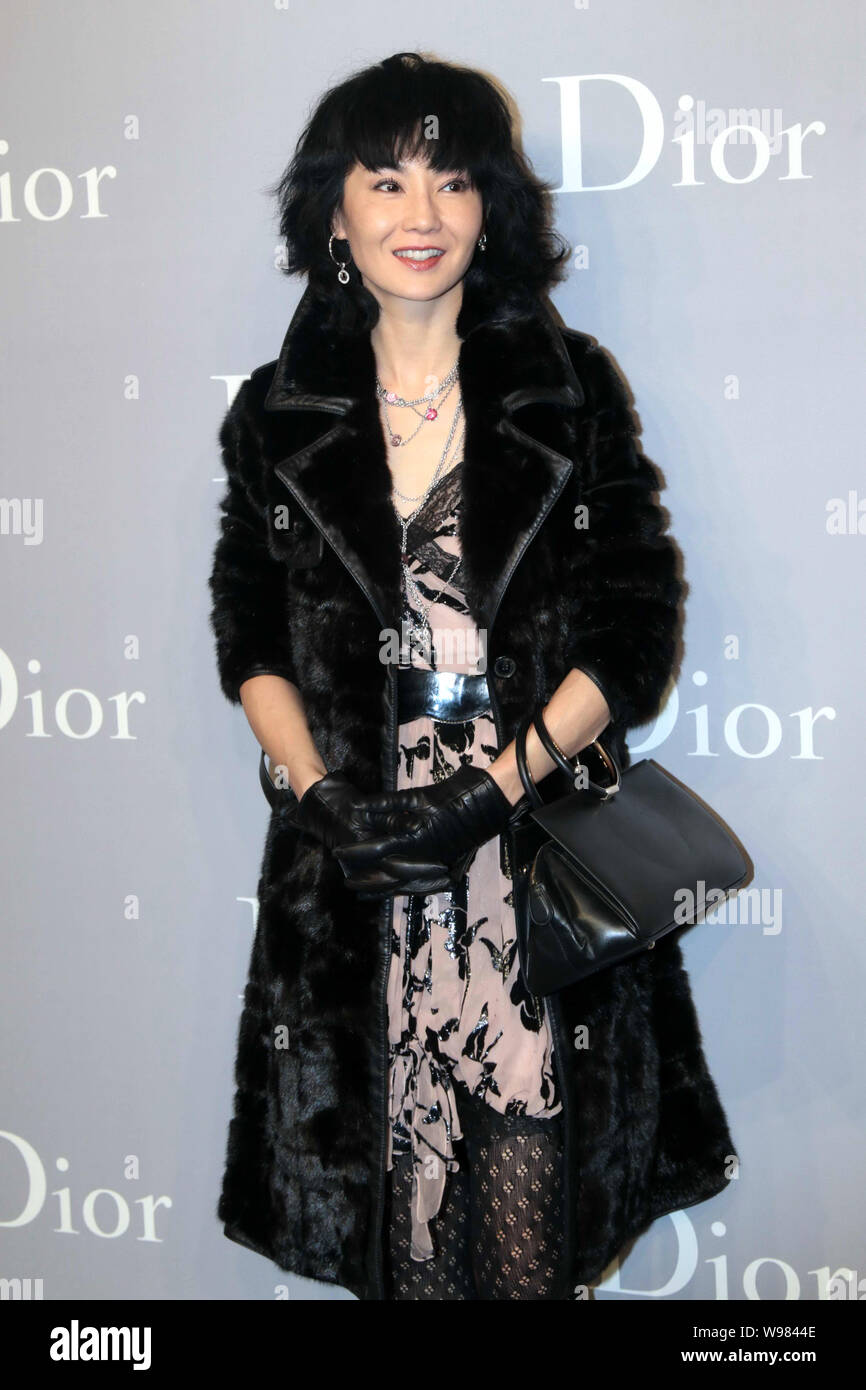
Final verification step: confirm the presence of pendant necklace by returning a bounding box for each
[387,394,465,663]
[376,358,459,448]
[377,352,465,661]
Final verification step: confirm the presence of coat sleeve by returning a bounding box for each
[208,378,297,705]
[563,343,683,732]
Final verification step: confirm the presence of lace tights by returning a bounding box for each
[384,1076,567,1301]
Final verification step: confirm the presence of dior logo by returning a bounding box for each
[0,649,145,739]
[0,498,43,545]
[545,77,824,190]
[0,1130,172,1243]
[0,138,116,222]
[632,670,835,761]
[596,1211,857,1300]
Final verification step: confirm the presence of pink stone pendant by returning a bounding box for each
[425,406,438,421]
[390,434,402,447]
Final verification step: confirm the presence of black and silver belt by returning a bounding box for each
[259,667,494,811]
[396,667,492,724]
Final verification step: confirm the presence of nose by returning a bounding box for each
[402,185,440,232]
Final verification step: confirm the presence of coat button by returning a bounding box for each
[493,655,516,679]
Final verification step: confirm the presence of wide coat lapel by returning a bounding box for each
[262,279,586,637]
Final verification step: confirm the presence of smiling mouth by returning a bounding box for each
[393,248,446,266]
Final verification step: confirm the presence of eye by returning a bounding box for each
[372,175,471,193]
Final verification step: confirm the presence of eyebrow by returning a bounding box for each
[371,162,467,174]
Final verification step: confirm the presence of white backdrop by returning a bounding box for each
[1,0,864,1300]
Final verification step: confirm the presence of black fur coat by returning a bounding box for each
[208,278,736,1300]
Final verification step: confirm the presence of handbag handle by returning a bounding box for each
[515,707,621,807]
[515,714,545,807]
[532,709,621,798]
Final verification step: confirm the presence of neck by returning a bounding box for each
[368,279,464,399]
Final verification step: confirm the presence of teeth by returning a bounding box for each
[395,249,443,261]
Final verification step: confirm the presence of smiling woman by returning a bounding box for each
[210,49,736,1303]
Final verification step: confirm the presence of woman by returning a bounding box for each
[209,51,736,1301]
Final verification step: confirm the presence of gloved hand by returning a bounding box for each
[332,762,517,896]
[289,770,429,853]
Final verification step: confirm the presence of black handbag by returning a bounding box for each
[510,709,749,995]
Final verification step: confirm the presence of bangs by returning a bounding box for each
[328,55,507,183]
[346,121,479,183]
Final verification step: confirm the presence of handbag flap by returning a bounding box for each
[528,759,748,938]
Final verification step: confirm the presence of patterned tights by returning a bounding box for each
[384,1075,567,1301]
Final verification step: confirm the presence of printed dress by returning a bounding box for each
[385,459,563,1266]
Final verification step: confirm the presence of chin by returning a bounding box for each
[377,269,469,306]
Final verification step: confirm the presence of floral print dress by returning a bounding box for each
[385,460,563,1264]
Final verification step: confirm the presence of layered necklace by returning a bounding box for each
[376,360,465,662]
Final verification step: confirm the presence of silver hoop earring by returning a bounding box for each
[477,232,487,251]
[328,233,351,284]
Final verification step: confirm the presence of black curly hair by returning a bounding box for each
[265,51,571,334]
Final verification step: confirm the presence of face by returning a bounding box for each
[331,155,484,309]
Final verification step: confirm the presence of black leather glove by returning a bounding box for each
[290,770,428,853]
[332,762,517,896]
